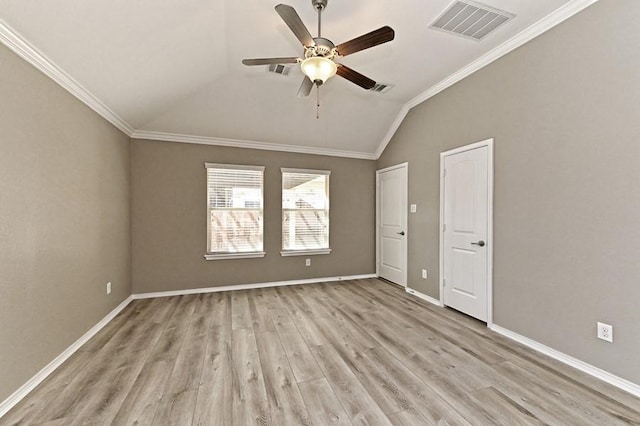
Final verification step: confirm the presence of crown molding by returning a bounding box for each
[375,105,410,159]
[374,0,600,159]
[131,130,378,160]
[1,0,599,160]
[0,21,134,136]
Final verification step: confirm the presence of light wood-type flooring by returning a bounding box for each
[3,278,640,425]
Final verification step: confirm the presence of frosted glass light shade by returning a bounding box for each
[300,57,337,84]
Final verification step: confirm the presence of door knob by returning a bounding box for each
[471,240,485,247]
[397,231,405,236]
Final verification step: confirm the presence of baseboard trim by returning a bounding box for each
[1,274,377,416]
[133,274,378,299]
[0,295,134,418]
[490,324,640,398]
[406,287,444,307]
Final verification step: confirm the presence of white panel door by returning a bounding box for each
[443,146,489,321]
[377,164,408,286]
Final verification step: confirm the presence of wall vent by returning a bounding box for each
[370,83,393,94]
[430,0,515,41]
[267,63,291,76]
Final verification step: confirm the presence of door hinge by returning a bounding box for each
[443,168,447,177]
[442,224,446,232]
[443,278,446,287]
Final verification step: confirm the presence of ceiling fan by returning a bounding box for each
[242,0,395,97]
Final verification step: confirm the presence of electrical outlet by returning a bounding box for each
[106,282,112,295]
[421,269,428,279]
[597,322,613,343]
[305,258,311,267]
[410,204,417,213]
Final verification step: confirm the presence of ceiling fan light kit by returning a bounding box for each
[300,56,337,85]
[242,0,395,113]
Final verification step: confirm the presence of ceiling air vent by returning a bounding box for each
[430,0,515,41]
[370,83,393,94]
[267,63,291,76]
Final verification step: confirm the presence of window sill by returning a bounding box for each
[204,252,265,260]
[280,249,331,257]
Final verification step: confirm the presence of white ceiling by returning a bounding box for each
[0,0,592,158]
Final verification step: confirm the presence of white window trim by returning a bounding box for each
[205,163,265,260]
[280,167,331,176]
[281,168,331,256]
[206,163,265,172]
[280,249,332,257]
[205,252,266,261]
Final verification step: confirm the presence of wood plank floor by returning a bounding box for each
[2,278,640,425]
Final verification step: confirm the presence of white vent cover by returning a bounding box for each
[267,63,291,76]
[430,0,515,41]
[369,83,394,94]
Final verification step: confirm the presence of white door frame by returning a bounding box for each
[439,139,494,326]
[376,162,409,287]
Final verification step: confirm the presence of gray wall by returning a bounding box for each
[0,45,131,401]
[131,140,376,294]
[378,0,640,385]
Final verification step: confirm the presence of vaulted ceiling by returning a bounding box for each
[0,0,594,158]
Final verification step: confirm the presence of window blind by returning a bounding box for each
[282,169,330,252]
[206,163,264,255]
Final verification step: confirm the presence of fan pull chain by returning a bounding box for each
[316,85,320,119]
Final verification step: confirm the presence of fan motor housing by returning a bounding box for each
[313,37,335,56]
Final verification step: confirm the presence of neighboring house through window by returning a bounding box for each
[205,163,265,260]
[281,168,331,256]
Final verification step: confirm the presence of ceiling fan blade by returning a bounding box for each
[275,4,315,47]
[336,64,376,90]
[336,26,395,57]
[242,57,299,66]
[297,76,314,97]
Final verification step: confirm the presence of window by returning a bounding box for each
[281,168,331,256]
[205,163,265,260]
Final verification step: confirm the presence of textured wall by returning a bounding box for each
[131,139,376,294]
[378,0,640,384]
[0,45,131,401]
